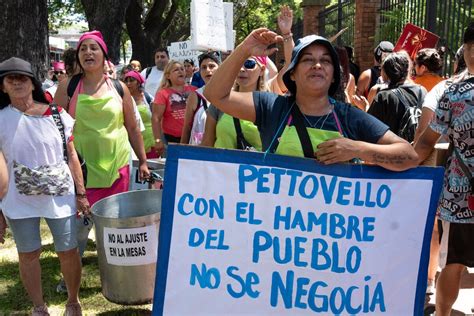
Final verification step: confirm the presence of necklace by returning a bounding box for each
[300,104,334,129]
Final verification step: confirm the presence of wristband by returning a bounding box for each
[76,193,87,198]
[282,32,293,41]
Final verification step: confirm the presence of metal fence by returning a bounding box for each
[379,0,473,75]
[318,0,356,48]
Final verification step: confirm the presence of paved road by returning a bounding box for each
[426,268,474,315]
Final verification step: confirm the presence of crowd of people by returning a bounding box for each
[0,5,472,315]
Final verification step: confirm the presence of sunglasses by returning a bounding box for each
[54,71,66,75]
[243,59,257,69]
[124,77,137,83]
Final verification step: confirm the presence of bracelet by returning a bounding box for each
[282,33,293,42]
[76,193,87,198]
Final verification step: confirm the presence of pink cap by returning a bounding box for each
[124,70,145,85]
[52,61,65,71]
[254,56,267,66]
[78,30,108,54]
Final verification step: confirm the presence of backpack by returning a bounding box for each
[67,74,124,100]
[392,87,423,143]
[145,67,153,79]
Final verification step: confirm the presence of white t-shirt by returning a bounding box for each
[421,79,449,112]
[141,67,164,97]
[0,106,76,219]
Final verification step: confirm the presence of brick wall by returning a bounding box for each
[301,0,331,36]
[354,0,379,71]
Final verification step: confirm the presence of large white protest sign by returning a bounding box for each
[191,0,229,51]
[153,145,443,315]
[168,41,201,65]
[223,2,234,51]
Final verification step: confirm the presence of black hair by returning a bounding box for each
[0,76,48,109]
[333,65,348,103]
[382,52,410,87]
[154,48,169,58]
[63,47,77,76]
[454,45,466,75]
[184,59,195,66]
[198,52,221,67]
[415,48,444,73]
[463,21,474,43]
[344,46,354,60]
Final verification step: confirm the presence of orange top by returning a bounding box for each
[414,73,444,92]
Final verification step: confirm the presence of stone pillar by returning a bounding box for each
[354,0,380,71]
[301,0,331,36]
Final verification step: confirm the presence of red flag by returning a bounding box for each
[394,23,439,60]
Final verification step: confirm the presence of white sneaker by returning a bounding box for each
[426,283,435,295]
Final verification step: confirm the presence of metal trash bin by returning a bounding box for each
[91,189,162,305]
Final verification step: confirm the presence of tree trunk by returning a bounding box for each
[81,0,131,64]
[0,0,49,80]
[126,0,186,68]
[125,0,154,67]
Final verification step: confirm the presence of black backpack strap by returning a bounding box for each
[144,91,153,105]
[67,74,82,101]
[369,66,380,91]
[50,104,68,163]
[233,118,254,150]
[290,105,314,158]
[196,93,207,110]
[392,88,411,111]
[146,67,152,79]
[111,79,124,98]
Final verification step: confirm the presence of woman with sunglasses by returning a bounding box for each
[201,56,267,150]
[204,28,417,170]
[124,70,158,158]
[0,57,88,315]
[201,5,294,150]
[152,60,197,155]
[53,30,150,206]
[44,61,68,102]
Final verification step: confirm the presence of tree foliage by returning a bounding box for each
[47,0,303,66]
[231,0,302,45]
[47,0,85,33]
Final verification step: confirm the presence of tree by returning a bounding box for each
[0,0,49,80]
[69,0,302,67]
[48,0,85,33]
[81,0,131,64]
[232,0,302,44]
[125,0,190,67]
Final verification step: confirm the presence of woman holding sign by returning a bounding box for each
[204,28,417,171]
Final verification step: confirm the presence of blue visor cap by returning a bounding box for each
[282,35,340,97]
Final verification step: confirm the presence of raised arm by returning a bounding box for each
[53,78,71,111]
[275,5,295,93]
[204,28,282,122]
